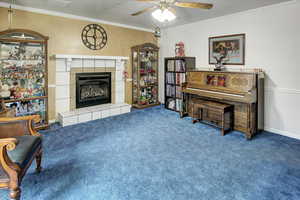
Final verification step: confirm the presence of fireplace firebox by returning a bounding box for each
[76,72,111,109]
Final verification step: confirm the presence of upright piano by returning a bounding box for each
[182,70,264,139]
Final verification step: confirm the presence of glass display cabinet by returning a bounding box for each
[0,29,49,129]
[132,43,159,108]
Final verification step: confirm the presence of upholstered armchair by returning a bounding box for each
[0,100,43,200]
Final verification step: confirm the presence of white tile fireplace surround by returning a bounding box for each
[54,54,131,127]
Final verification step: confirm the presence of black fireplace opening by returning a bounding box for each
[76,72,111,109]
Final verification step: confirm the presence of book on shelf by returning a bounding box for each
[175,60,186,72]
[167,60,175,71]
[176,87,183,98]
[166,85,175,97]
[176,99,183,111]
[166,72,175,84]
[175,73,186,85]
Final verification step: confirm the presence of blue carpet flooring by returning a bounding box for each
[1,106,300,200]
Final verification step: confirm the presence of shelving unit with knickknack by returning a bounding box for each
[0,29,49,129]
[132,43,160,108]
[164,57,195,112]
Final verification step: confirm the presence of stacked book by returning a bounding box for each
[166,72,175,84]
[167,60,175,71]
[166,85,175,97]
[176,73,186,85]
[175,60,186,72]
[176,99,183,111]
[176,87,183,98]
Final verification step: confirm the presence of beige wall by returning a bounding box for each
[0,7,157,121]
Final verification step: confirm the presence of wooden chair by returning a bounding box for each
[0,100,43,200]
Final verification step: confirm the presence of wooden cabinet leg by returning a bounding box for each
[221,129,225,136]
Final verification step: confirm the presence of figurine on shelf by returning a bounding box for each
[27,102,35,113]
[15,87,23,99]
[0,83,11,99]
[175,42,185,57]
[123,70,129,80]
[18,101,28,115]
[140,77,146,87]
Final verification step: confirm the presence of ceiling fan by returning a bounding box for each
[131,0,213,22]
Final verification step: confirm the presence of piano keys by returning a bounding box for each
[182,70,264,139]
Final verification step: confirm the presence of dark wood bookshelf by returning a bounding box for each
[164,57,195,112]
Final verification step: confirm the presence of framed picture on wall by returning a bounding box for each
[209,34,245,65]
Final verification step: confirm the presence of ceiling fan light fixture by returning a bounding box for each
[152,8,176,22]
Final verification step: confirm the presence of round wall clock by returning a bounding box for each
[81,24,107,50]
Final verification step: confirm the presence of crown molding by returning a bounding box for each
[0,2,153,33]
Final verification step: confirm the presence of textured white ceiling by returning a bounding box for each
[0,0,292,30]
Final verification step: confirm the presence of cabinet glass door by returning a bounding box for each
[0,41,46,100]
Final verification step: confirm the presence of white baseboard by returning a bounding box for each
[48,119,57,124]
[264,127,300,140]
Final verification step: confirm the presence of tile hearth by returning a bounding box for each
[58,103,131,127]
[54,54,130,127]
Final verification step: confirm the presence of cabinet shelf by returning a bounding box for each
[139,85,158,88]
[1,59,44,61]
[3,96,48,103]
[166,83,181,86]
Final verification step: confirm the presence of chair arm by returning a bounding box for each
[0,115,41,137]
[0,138,21,174]
[0,138,18,151]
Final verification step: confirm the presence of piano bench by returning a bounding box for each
[190,99,234,136]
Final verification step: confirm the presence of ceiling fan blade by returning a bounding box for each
[136,0,158,2]
[131,6,157,16]
[174,2,213,9]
